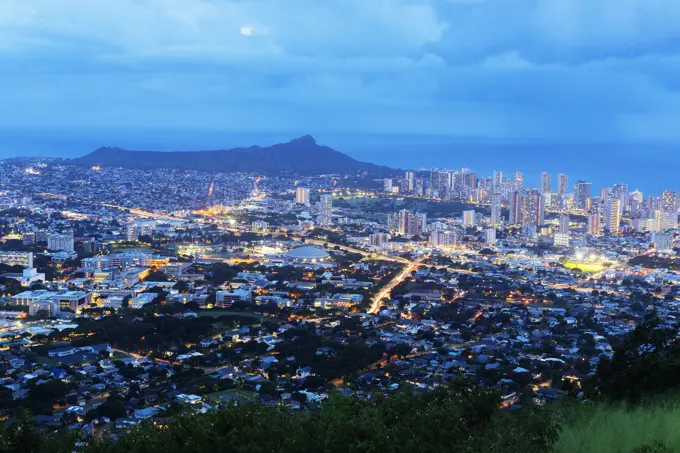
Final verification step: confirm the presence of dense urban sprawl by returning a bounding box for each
[0,159,678,437]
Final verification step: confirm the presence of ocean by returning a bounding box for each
[0,128,677,195]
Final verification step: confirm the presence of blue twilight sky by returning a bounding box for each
[2,0,680,142]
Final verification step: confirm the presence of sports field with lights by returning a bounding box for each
[562,260,608,273]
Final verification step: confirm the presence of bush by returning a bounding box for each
[0,385,557,453]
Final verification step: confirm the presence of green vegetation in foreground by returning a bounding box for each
[555,399,680,453]
[1,384,559,453]
[8,315,680,452]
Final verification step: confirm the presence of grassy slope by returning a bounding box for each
[556,400,680,453]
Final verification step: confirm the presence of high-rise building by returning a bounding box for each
[574,181,591,210]
[383,179,393,193]
[587,214,601,236]
[630,189,643,204]
[430,170,452,199]
[514,171,524,191]
[405,171,415,192]
[369,233,390,247]
[611,184,629,213]
[477,177,493,203]
[604,199,621,234]
[651,210,664,232]
[543,191,558,210]
[490,193,502,227]
[558,214,570,234]
[485,228,497,246]
[463,170,476,200]
[540,172,551,194]
[493,171,503,191]
[521,189,544,227]
[662,211,678,231]
[388,210,427,236]
[452,172,466,199]
[296,187,311,206]
[317,194,333,226]
[463,210,476,227]
[509,191,522,225]
[557,173,568,196]
[415,178,424,197]
[126,223,139,241]
[662,190,678,213]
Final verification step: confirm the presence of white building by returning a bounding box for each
[11,290,57,306]
[53,291,91,312]
[0,251,33,268]
[129,293,157,309]
[604,199,621,234]
[47,234,75,252]
[215,289,252,307]
[384,179,393,193]
[252,220,268,232]
[463,210,476,227]
[554,233,570,247]
[12,268,46,287]
[429,230,460,247]
[296,187,311,206]
[652,232,673,253]
[28,299,60,316]
[485,228,497,246]
[490,194,502,227]
[317,194,333,226]
[100,297,126,309]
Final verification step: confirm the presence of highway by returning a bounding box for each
[369,261,422,314]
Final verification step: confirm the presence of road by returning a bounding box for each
[369,261,422,314]
[303,238,412,265]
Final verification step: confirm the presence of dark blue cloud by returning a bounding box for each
[1,0,680,141]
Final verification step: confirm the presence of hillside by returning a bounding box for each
[8,385,680,453]
[4,313,680,453]
[70,135,389,175]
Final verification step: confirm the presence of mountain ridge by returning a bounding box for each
[71,135,389,175]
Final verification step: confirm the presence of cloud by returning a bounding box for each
[240,26,255,37]
[1,0,680,140]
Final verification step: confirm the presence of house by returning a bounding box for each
[48,347,78,358]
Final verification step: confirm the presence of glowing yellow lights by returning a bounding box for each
[25,167,40,175]
[91,165,102,171]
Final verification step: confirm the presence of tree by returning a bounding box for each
[29,379,70,405]
[394,343,412,359]
[302,375,326,390]
[257,381,277,395]
[145,271,169,282]
[594,314,680,402]
[96,396,127,420]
